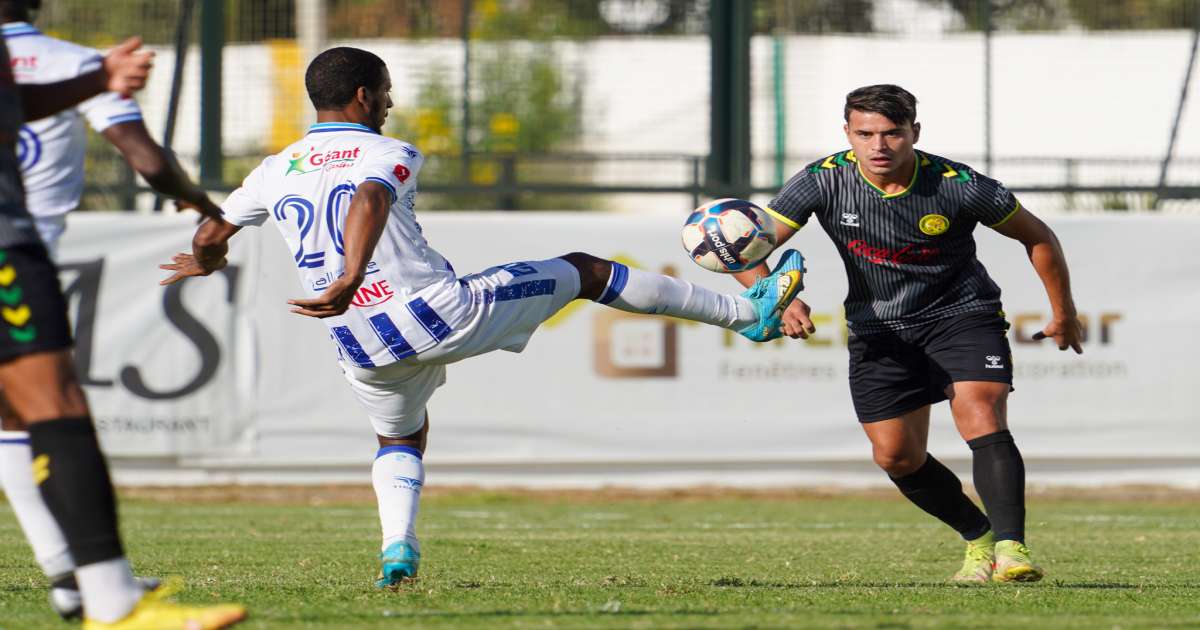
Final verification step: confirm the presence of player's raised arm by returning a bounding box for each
[989,204,1083,353]
[286,180,392,318]
[18,37,152,121]
[160,163,269,285]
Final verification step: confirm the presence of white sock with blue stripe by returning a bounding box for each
[597,263,757,329]
[372,444,424,553]
[0,431,75,578]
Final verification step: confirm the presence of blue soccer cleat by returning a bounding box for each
[375,540,420,588]
[737,249,806,342]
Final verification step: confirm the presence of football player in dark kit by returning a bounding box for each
[736,84,1083,583]
[0,31,245,629]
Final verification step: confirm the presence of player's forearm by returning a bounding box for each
[18,70,107,121]
[192,218,238,271]
[1027,235,1076,319]
[340,185,391,282]
[131,147,205,205]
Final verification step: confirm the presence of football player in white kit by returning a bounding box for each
[0,0,226,619]
[161,47,806,587]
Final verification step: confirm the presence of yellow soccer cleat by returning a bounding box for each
[82,582,246,630]
[992,539,1045,583]
[950,530,995,584]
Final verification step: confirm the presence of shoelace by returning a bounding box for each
[964,543,993,565]
[998,542,1032,561]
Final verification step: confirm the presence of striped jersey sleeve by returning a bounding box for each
[353,141,423,203]
[962,167,1020,228]
[766,168,823,230]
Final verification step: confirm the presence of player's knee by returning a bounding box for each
[951,397,1006,439]
[559,252,612,301]
[872,447,923,476]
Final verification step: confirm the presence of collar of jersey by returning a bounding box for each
[2,22,41,37]
[307,122,378,135]
[856,150,921,200]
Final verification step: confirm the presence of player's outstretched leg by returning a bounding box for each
[558,251,804,342]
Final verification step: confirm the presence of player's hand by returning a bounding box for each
[103,37,154,97]
[288,276,361,318]
[780,298,816,339]
[1033,315,1083,354]
[159,252,225,285]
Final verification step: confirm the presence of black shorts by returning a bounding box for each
[848,310,1013,423]
[0,243,72,364]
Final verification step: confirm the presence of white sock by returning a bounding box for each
[0,431,76,578]
[75,557,142,623]
[372,444,424,552]
[597,262,756,329]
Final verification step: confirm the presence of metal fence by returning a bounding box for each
[23,0,1200,212]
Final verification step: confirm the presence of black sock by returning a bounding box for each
[890,453,991,540]
[27,417,124,566]
[968,429,1026,543]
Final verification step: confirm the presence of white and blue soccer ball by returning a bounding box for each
[681,198,776,273]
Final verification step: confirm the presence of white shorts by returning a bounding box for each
[341,258,580,437]
[34,215,66,260]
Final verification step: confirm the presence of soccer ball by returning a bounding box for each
[681,198,776,273]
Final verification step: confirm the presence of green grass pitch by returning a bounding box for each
[1,488,1198,628]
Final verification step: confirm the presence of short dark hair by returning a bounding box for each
[304,47,387,111]
[844,84,918,127]
[0,0,39,22]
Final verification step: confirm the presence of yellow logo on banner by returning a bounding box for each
[919,214,950,236]
[32,454,49,484]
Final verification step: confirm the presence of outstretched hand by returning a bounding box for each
[103,37,154,97]
[288,276,361,319]
[1032,315,1084,354]
[159,253,225,285]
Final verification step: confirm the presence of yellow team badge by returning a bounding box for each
[919,214,950,236]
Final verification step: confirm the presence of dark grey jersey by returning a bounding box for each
[768,149,1019,335]
[0,41,38,247]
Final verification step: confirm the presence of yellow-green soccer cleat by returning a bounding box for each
[82,581,246,630]
[951,530,995,584]
[992,540,1045,583]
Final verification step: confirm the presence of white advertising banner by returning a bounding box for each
[59,213,1200,485]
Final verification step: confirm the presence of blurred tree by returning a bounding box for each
[928,0,1197,31]
[1065,0,1198,30]
[758,0,877,34]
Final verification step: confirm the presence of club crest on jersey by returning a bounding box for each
[919,213,950,236]
[285,146,362,175]
[840,212,860,227]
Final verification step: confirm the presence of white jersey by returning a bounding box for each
[222,122,469,368]
[3,22,144,218]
